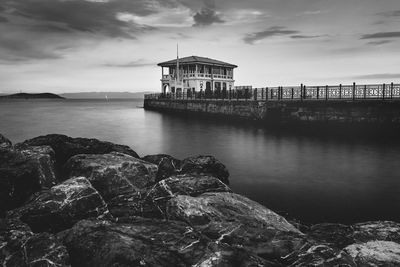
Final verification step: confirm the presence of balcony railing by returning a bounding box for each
[145,82,400,101]
[162,74,233,79]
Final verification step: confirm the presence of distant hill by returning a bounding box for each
[60,91,153,99]
[0,93,65,99]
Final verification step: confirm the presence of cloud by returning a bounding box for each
[193,7,224,26]
[290,35,322,39]
[0,16,7,22]
[366,40,392,46]
[243,26,299,44]
[103,59,155,68]
[377,10,400,17]
[352,73,400,80]
[361,32,400,39]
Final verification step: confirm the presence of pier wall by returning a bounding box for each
[144,99,400,124]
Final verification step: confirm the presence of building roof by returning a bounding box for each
[157,56,238,68]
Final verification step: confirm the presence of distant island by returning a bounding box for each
[0,93,65,99]
[60,91,151,99]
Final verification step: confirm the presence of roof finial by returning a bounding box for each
[176,44,180,82]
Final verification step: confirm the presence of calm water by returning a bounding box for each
[1,99,400,224]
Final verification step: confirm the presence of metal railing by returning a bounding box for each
[145,83,400,101]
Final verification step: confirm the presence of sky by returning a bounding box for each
[0,0,399,93]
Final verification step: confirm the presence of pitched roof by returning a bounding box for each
[157,56,237,68]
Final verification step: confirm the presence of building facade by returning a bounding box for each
[157,56,237,96]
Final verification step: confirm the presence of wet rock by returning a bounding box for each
[64,152,158,200]
[344,241,400,266]
[17,177,111,233]
[107,174,231,219]
[352,221,400,243]
[142,154,181,181]
[16,134,139,166]
[61,218,213,267]
[180,155,230,184]
[0,134,12,149]
[0,145,57,212]
[2,232,70,267]
[167,192,304,259]
[307,223,354,249]
[287,244,356,267]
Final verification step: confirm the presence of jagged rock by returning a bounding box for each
[0,216,70,266]
[142,154,181,181]
[344,241,400,266]
[287,244,356,267]
[167,192,304,259]
[16,134,139,167]
[61,219,212,267]
[0,145,57,213]
[352,221,400,243]
[16,177,111,233]
[63,152,158,200]
[107,174,231,219]
[307,223,354,249]
[179,155,230,184]
[0,134,12,149]
[2,232,70,267]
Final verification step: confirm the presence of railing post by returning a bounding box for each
[364,85,367,99]
[254,88,257,101]
[261,88,264,101]
[325,85,328,101]
[271,88,273,100]
[300,84,303,101]
[339,84,342,99]
[291,87,294,99]
[383,83,386,100]
[391,82,394,99]
[352,82,356,101]
[317,86,319,99]
[303,85,307,100]
[266,87,269,101]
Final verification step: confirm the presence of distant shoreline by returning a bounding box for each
[0,93,64,99]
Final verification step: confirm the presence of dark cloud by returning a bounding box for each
[290,35,321,39]
[103,60,155,68]
[352,73,400,80]
[361,32,400,39]
[193,7,224,26]
[244,26,299,44]
[366,40,392,46]
[1,0,165,38]
[377,10,400,17]
[0,16,8,23]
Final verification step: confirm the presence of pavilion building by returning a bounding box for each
[157,56,237,96]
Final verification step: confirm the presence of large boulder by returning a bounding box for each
[0,145,57,213]
[107,174,231,219]
[306,223,354,249]
[179,155,230,184]
[16,134,139,167]
[16,177,111,233]
[0,134,12,149]
[287,244,356,267]
[344,241,400,266]
[63,152,158,200]
[352,221,400,243]
[0,217,70,266]
[142,154,181,181]
[61,218,266,267]
[167,192,304,259]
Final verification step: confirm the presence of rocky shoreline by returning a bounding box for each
[1,133,400,266]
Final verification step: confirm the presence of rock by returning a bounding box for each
[287,244,356,267]
[167,192,304,259]
[107,174,231,219]
[61,218,213,267]
[344,241,400,266]
[2,232,70,267]
[0,216,70,266]
[180,155,230,184]
[0,145,57,213]
[352,221,400,243]
[142,154,181,181]
[307,223,354,249]
[17,177,111,233]
[0,134,12,149]
[16,134,139,167]
[63,152,158,200]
